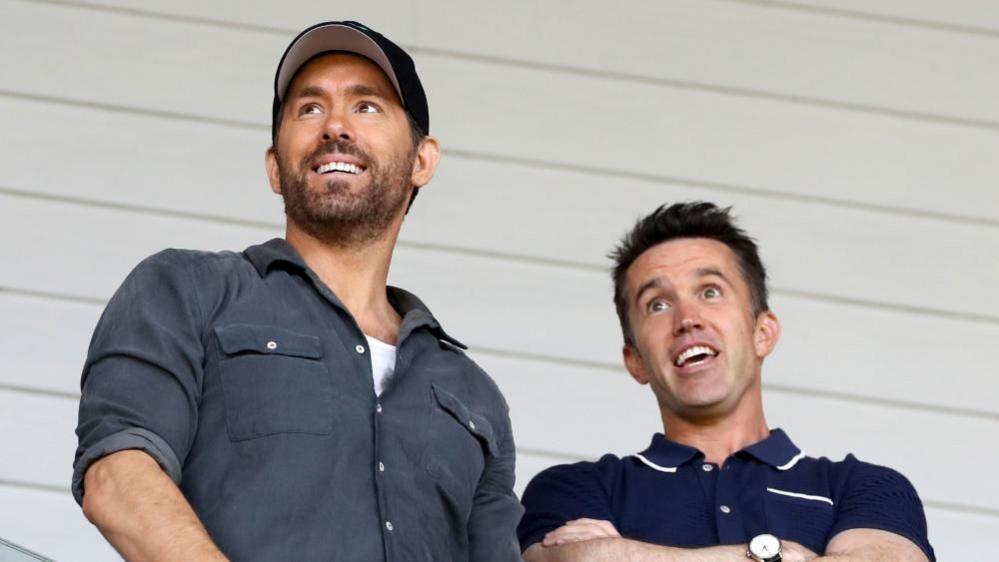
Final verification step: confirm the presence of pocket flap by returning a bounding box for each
[215,324,323,359]
[431,383,498,456]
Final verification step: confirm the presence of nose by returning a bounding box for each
[672,301,704,336]
[322,110,353,142]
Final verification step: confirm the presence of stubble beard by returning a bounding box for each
[278,139,415,248]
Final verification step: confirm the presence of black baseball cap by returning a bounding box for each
[271,21,429,141]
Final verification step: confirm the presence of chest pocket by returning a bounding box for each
[763,487,835,552]
[424,384,498,510]
[215,324,332,441]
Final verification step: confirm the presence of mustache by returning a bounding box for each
[305,139,369,169]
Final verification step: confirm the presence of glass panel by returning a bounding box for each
[0,538,55,562]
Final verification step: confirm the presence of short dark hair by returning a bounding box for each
[610,201,770,346]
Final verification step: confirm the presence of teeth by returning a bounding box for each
[316,161,362,175]
[675,345,717,367]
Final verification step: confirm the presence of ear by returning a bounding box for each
[623,345,650,386]
[410,135,441,188]
[753,310,781,359]
[265,146,282,195]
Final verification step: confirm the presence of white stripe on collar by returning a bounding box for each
[634,453,678,473]
[776,450,806,471]
[766,487,834,506]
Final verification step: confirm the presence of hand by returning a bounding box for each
[780,540,819,562]
[541,518,621,546]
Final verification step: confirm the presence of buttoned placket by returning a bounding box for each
[712,458,744,543]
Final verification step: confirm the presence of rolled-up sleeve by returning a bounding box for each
[467,401,524,562]
[72,250,206,505]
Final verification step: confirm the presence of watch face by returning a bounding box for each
[750,533,781,558]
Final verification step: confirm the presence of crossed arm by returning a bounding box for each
[523,518,929,562]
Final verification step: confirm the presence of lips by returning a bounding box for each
[672,343,719,368]
[314,160,365,175]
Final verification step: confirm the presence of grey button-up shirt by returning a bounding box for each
[73,239,523,562]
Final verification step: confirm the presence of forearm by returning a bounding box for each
[818,528,930,562]
[82,450,228,562]
[524,538,745,562]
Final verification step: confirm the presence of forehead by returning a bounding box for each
[625,238,742,290]
[286,52,401,103]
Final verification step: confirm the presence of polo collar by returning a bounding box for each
[633,434,701,473]
[740,428,805,471]
[633,428,805,473]
[243,238,466,350]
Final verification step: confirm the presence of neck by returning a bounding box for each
[660,383,769,466]
[285,220,403,343]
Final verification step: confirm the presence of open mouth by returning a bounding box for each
[314,161,366,175]
[673,344,719,368]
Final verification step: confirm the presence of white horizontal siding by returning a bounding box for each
[4,95,998,322]
[4,1,999,223]
[0,484,120,561]
[46,0,999,126]
[779,0,999,32]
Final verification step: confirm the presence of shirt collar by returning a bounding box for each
[243,238,466,350]
[633,428,805,473]
[633,434,701,473]
[740,428,805,471]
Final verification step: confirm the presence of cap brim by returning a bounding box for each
[275,23,403,105]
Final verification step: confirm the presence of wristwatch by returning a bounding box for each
[747,533,782,562]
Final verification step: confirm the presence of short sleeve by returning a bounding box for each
[517,459,616,552]
[830,456,935,561]
[72,250,207,505]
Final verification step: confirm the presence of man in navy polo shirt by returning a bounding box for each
[518,202,933,562]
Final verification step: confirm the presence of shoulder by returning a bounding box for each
[123,248,246,287]
[524,454,627,497]
[831,454,921,497]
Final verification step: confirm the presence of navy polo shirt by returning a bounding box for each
[519,429,934,560]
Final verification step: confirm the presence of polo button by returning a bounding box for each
[702,464,713,472]
[355,344,365,354]
[376,403,383,413]
[468,420,476,431]
[378,461,385,472]
[719,505,731,514]
[266,341,277,350]
[385,521,394,531]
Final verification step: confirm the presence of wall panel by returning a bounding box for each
[4,1,999,223]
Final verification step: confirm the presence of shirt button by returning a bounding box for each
[385,521,394,531]
[468,420,476,431]
[702,464,713,472]
[266,341,277,350]
[376,403,383,413]
[719,505,731,514]
[355,344,365,354]
[378,461,385,472]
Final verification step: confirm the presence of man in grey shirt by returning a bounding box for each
[73,21,522,562]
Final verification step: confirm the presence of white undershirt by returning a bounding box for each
[365,335,397,396]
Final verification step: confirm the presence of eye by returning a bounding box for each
[702,286,722,299]
[357,101,381,113]
[646,298,671,314]
[299,103,322,115]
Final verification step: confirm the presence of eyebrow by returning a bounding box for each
[695,267,728,282]
[290,85,328,101]
[289,84,391,102]
[632,267,730,305]
[634,278,666,305]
